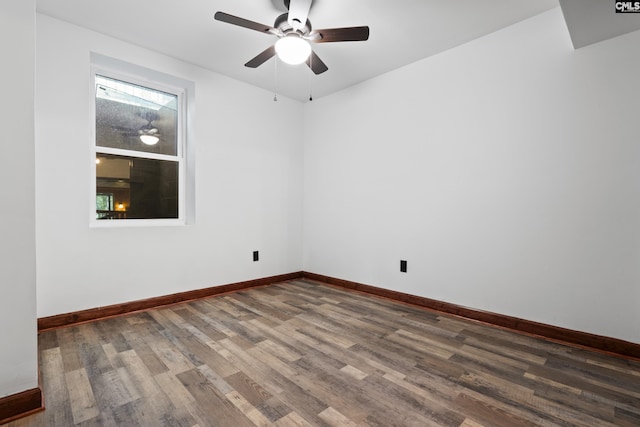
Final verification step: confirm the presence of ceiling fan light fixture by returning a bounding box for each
[275,35,311,65]
[140,134,159,145]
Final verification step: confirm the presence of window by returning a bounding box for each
[92,71,185,224]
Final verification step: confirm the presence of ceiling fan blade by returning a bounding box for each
[245,45,276,68]
[214,12,276,34]
[310,26,369,43]
[306,50,328,75]
[287,0,312,31]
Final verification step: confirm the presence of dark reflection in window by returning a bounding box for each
[96,154,178,220]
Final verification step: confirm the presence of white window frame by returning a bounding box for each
[90,65,187,227]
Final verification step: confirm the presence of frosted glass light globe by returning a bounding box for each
[140,134,159,145]
[275,35,311,65]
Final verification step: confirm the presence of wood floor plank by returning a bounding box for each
[460,334,548,366]
[272,411,315,427]
[248,317,312,354]
[224,389,273,426]
[459,371,620,427]
[174,327,240,377]
[117,349,177,420]
[38,328,58,351]
[380,368,466,426]
[255,337,304,363]
[40,347,74,426]
[459,419,486,427]
[127,340,169,376]
[527,363,640,410]
[532,385,619,425]
[544,354,640,397]
[11,280,640,426]
[174,306,229,341]
[256,396,293,423]
[176,368,255,427]
[154,371,210,427]
[586,357,640,377]
[57,327,83,373]
[318,407,359,427]
[615,405,640,426]
[224,371,272,407]
[453,393,545,427]
[340,364,368,380]
[65,368,100,424]
[391,329,456,359]
[145,332,195,375]
[289,316,355,349]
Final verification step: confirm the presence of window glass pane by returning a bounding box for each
[96,154,178,220]
[95,75,178,156]
[96,193,114,219]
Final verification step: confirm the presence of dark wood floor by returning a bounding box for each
[5,280,640,426]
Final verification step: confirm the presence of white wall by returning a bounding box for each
[36,15,303,317]
[0,0,39,397]
[303,8,640,344]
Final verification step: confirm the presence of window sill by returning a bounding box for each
[90,218,186,228]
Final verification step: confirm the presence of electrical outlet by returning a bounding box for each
[253,251,259,262]
[400,260,407,273]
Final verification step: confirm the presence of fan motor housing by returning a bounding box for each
[274,13,311,35]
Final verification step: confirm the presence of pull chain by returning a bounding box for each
[308,54,313,101]
[273,56,278,102]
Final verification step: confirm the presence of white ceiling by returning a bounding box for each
[36,0,638,102]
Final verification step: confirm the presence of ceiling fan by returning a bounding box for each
[114,112,161,146]
[214,0,369,74]
[137,113,161,145]
[138,126,160,146]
